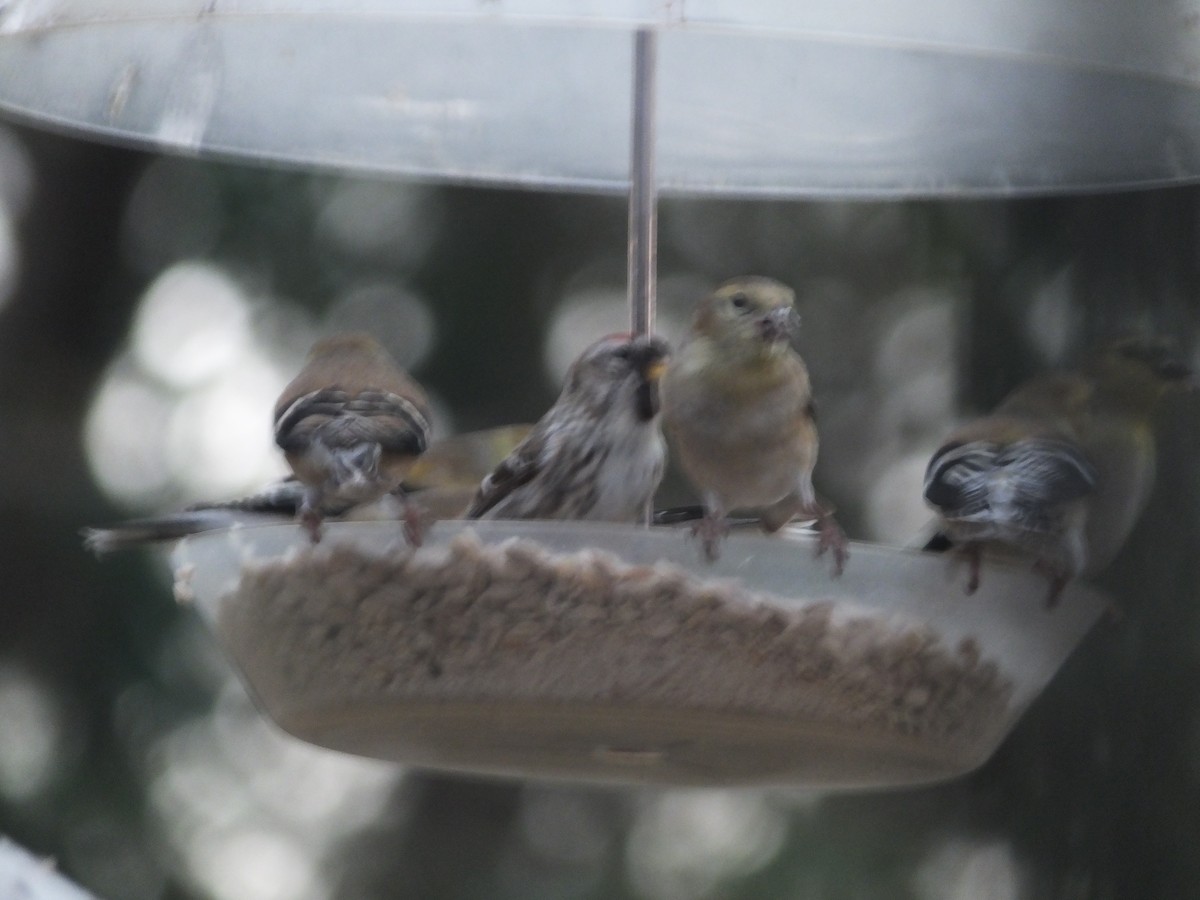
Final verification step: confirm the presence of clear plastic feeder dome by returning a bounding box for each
[1,1,1200,195]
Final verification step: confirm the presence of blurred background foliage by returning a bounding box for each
[0,116,1199,899]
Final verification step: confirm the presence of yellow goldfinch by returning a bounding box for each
[661,277,847,570]
[274,332,431,543]
[923,337,1193,604]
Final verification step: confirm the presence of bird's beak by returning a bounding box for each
[634,353,667,422]
[630,337,670,382]
[758,307,796,344]
[644,358,668,382]
[630,338,670,421]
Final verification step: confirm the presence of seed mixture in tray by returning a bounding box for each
[208,530,1014,760]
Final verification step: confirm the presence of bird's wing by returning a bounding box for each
[274,389,430,456]
[404,425,535,490]
[924,437,1097,525]
[464,422,564,519]
[188,478,305,514]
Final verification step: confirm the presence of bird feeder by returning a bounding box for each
[11,0,1171,786]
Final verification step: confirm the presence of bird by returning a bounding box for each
[82,479,326,555]
[660,276,847,570]
[82,426,534,554]
[466,333,670,523]
[273,332,432,543]
[922,337,1194,605]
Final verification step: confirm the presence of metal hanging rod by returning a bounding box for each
[628,27,657,338]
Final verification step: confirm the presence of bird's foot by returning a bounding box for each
[1032,559,1070,608]
[963,543,982,594]
[816,515,848,577]
[300,507,323,544]
[402,501,425,548]
[690,515,729,562]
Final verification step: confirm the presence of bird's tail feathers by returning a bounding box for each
[329,443,382,490]
[82,509,259,555]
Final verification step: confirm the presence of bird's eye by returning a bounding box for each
[730,292,749,310]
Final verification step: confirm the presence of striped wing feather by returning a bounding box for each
[924,437,1097,528]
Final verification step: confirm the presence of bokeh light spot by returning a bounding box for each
[0,205,18,315]
[0,663,64,802]
[519,787,611,867]
[133,261,250,389]
[0,124,34,218]
[652,273,710,348]
[546,267,698,390]
[914,838,1025,900]
[84,368,175,507]
[545,285,628,385]
[150,683,401,900]
[165,354,290,501]
[314,179,441,267]
[874,288,956,392]
[87,322,294,509]
[187,827,322,900]
[121,158,224,273]
[867,449,939,544]
[324,281,436,369]
[626,791,786,900]
[1026,264,1078,362]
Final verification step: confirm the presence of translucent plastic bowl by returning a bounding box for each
[173,519,1107,788]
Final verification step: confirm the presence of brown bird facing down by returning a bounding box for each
[923,337,1193,605]
[274,332,432,543]
[661,277,847,570]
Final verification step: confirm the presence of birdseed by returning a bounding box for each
[210,530,1014,759]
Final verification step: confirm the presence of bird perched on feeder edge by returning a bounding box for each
[922,337,1194,605]
[661,276,847,571]
[81,426,536,555]
[466,333,670,522]
[81,479,313,555]
[274,332,432,543]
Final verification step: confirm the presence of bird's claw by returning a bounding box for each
[690,516,729,562]
[402,503,425,548]
[301,507,323,544]
[816,516,848,577]
[963,543,982,594]
[1032,559,1069,608]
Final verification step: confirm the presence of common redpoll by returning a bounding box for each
[274,332,431,543]
[924,337,1193,605]
[466,333,669,522]
[661,276,847,570]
